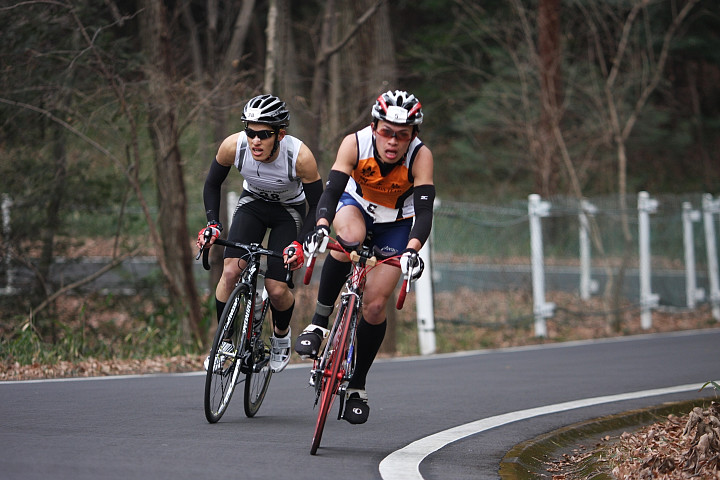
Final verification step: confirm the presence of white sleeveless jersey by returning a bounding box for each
[345,125,424,223]
[234,132,305,204]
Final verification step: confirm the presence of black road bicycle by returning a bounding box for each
[197,231,293,422]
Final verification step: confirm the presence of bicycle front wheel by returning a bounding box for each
[244,297,273,417]
[311,294,356,455]
[204,284,251,423]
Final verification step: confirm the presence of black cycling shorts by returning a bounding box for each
[225,191,306,283]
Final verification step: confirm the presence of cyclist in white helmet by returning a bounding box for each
[197,94,323,374]
[290,90,435,424]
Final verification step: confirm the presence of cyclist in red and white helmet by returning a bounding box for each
[292,89,435,424]
[197,94,323,374]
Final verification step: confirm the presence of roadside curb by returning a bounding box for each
[498,398,711,479]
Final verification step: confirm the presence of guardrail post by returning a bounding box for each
[638,191,659,329]
[682,202,704,309]
[416,225,436,355]
[1,194,16,296]
[227,191,239,217]
[528,194,554,337]
[702,194,720,321]
[579,200,598,300]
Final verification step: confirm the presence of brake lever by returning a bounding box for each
[286,267,295,290]
[284,246,296,289]
[197,228,213,267]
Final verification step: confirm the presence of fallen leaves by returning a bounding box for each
[0,355,205,381]
[604,404,719,479]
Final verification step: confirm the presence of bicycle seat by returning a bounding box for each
[336,234,397,260]
[335,235,362,252]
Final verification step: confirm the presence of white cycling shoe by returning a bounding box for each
[270,328,291,373]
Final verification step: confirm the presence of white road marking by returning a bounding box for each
[379,383,705,480]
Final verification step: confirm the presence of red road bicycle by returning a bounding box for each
[302,234,418,455]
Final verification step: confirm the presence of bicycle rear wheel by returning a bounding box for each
[204,284,251,423]
[244,297,273,417]
[310,294,356,455]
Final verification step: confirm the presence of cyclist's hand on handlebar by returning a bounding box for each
[303,225,330,260]
[400,248,424,281]
[283,241,304,271]
[196,222,222,249]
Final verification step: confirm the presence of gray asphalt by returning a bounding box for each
[1,328,718,480]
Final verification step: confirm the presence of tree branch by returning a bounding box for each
[317,0,384,64]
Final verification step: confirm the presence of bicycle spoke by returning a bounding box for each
[244,313,273,417]
[204,284,250,423]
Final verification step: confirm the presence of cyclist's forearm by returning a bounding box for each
[299,179,324,241]
[407,184,435,247]
[316,169,349,226]
[203,158,231,222]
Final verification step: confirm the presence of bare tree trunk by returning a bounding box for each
[307,0,384,164]
[686,62,715,184]
[223,0,256,74]
[537,0,562,197]
[180,0,255,298]
[139,0,202,343]
[35,121,68,341]
[585,0,700,331]
[264,0,278,93]
[276,0,315,153]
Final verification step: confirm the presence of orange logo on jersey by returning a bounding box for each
[352,157,412,209]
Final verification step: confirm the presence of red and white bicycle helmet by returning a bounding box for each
[371,90,423,126]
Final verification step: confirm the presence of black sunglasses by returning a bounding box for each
[245,127,276,140]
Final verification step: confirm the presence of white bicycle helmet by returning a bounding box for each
[371,90,423,126]
[242,94,290,128]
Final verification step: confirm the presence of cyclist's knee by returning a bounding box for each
[266,279,293,308]
[219,267,241,290]
[362,299,388,324]
[265,281,287,299]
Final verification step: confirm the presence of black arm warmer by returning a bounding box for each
[298,179,324,241]
[203,159,231,223]
[408,184,436,246]
[316,169,350,225]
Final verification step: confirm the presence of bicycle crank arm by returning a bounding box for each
[337,384,347,420]
[253,356,270,372]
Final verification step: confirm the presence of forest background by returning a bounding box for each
[1,0,720,365]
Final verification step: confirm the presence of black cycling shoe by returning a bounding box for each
[342,389,369,424]
[294,325,328,359]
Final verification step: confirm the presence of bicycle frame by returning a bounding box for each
[303,236,411,454]
[200,235,289,422]
[311,247,373,399]
[203,241,268,368]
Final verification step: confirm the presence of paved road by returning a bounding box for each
[1,328,718,480]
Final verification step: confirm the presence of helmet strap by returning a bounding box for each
[268,132,281,160]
